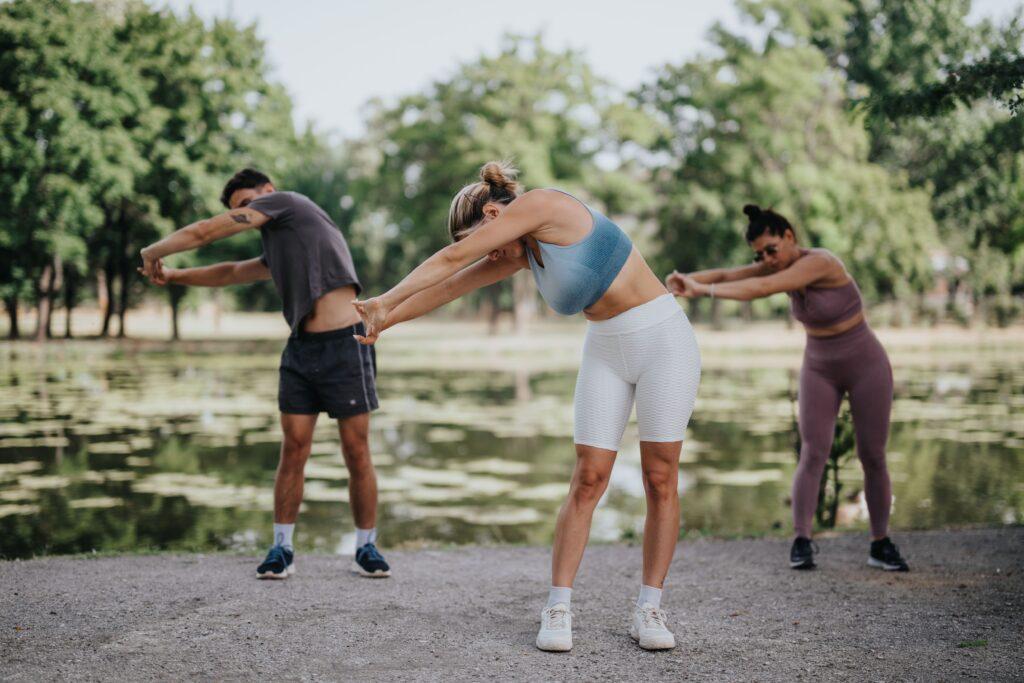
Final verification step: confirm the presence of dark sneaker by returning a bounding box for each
[256,544,295,580]
[353,542,391,578]
[790,537,817,569]
[868,537,909,572]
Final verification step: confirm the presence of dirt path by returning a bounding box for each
[2,528,1021,681]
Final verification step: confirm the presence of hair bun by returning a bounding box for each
[479,160,520,192]
[743,204,762,219]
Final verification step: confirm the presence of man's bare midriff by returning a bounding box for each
[302,284,362,332]
[583,247,670,321]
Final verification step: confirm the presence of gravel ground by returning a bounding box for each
[2,528,1021,682]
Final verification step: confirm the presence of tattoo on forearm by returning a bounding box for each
[230,212,251,225]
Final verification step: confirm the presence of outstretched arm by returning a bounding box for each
[355,255,523,344]
[140,208,269,280]
[666,262,769,296]
[140,257,271,288]
[678,253,833,301]
[355,190,550,335]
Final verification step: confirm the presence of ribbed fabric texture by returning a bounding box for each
[574,295,702,450]
[526,194,632,316]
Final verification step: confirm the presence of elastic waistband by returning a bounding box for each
[588,294,682,335]
[805,320,871,347]
[294,322,364,341]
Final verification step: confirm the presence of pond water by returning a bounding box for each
[1,334,1021,559]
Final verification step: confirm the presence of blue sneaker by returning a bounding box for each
[353,542,391,578]
[256,544,295,580]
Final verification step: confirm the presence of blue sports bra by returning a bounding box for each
[525,191,633,315]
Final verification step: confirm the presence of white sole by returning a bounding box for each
[630,625,676,651]
[867,557,905,571]
[256,563,296,580]
[351,561,391,578]
[790,559,815,569]
[536,637,572,652]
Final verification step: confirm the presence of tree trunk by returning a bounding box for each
[687,298,701,324]
[117,254,129,339]
[43,255,63,339]
[710,296,723,330]
[116,208,129,339]
[741,301,753,323]
[169,284,185,341]
[63,270,76,339]
[35,262,55,342]
[4,296,18,339]
[511,270,534,335]
[99,264,114,337]
[212,288,223,335]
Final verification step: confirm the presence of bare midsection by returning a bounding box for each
[583,247,668,321]
[302,285,361,332]
[804,310,866,338]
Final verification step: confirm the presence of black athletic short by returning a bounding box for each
[278,323,378,419]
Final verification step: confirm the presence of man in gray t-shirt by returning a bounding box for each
[139,168,391,580]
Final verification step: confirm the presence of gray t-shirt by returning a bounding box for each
[248,191,361,335]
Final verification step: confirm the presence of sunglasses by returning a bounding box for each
[753,244,781,262]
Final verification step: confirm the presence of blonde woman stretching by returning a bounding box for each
[353,162,701,652]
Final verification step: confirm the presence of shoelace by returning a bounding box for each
[262,546,286,568]
[640,606,669,630]
[360,543,383,562]
[882,541,902,561]
[544,606,571,630]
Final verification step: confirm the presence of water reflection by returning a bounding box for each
[0,339,1021,559]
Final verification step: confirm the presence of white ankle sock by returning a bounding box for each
[273,523,294,551]
[355,527,377,547]
[546,586,572,609]
[637,584,662,609]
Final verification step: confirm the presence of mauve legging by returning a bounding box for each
[793,322,893,538]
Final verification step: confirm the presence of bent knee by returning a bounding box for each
[281,436,313,462]
[571,468,610,504]
[642,468,678,498]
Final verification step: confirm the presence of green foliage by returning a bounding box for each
[353,34,652,288]
[1,1,1021,336]
[0,0,305,337]
[637,7,938,298]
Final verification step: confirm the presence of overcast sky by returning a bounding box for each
[159,0,1023,140]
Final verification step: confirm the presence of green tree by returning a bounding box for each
[754,0,1024,303]
[0,0,147,340]
[354,34,651,326]
[637,9,938,313]
[118,4,305,339]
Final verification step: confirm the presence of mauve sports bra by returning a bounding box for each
[788,279,863,328]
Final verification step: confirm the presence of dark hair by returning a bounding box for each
[448,161,523,241]
[221,168,273,208]
[743,204,795,242]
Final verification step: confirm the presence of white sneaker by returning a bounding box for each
[536,603,573,652]
[630,602,676,650]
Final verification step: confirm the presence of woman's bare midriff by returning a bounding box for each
[583,247,669,321]
[804,309,866,338]
[302,285,362,332]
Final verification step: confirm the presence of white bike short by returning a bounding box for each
[574,294,701,450]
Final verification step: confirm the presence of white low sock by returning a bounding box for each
[355,527,377,548]
[273,523,295,551]
[637,584,662,609]
[546,586,572,609]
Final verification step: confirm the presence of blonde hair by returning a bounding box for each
[448,161,523,241]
